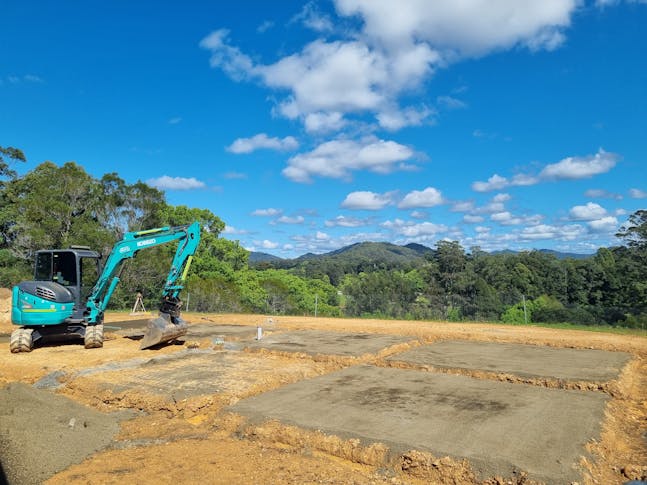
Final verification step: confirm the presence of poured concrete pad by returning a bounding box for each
[245,330,414,357]
[231,365,607,484]
[388,340,631,381]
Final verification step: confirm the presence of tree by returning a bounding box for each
[616,210,647,249]
[0,146,26,182]
[2,161,114,256]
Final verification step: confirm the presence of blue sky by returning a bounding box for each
[2,1,646,258]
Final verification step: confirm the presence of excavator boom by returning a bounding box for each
[87,221,201,349]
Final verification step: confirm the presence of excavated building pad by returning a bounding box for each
[75,351,313,400]
[186,323,258,340]
[387,340,631,381]
[231,365,608,484]
[245,330,415,357]
[109,320,257,342]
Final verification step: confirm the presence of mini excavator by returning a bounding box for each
[10,222,200,352]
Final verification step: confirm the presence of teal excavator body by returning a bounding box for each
[10,222,200,353]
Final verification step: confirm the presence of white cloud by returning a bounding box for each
[335,0,577,57]
[3,74,44,84]
[451,200,475,212]
[199,29,255,81]
[341,190,394,210]
[472,173,538,192]
[252,208,283,217]
[275,215,305,224]
[227,133,299,154]
[629,188,647,199]
[436,95,466,110]
[490,211,543,226]
[473,128,495,139]
[146,175,206,190]
[472,149,619,192]
[168,117,182,125]
[376,105,434,130]
[471,194,511,215]
[585,188,622,200]
[223,225,249,235]
[398,187,444,209]
[463,214,484,223]
[261,239,279,249]
[284,136,414,183]
[594,0,619,7]
[382,218,448,237]
[519,224,585,241]
[261,39,396,116]
[539,149,619,180]
[223,171,247,180]
[490,211,514,223]
[291,1,334,32]
[257,20,274,33]
[304,111,347,133]
[471,174,509,192]
[588,216,618,233]
[569,202,607,221]
[23,74,44,83]
[202,2,579,133]
[289,230,389,255]
[325,215,371,227]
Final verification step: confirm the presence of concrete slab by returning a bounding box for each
[245,330,414,357]
[230,365,608,484]
[387,340,631,381]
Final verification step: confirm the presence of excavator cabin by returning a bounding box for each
[32,247,102,319]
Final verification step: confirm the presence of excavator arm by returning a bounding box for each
[85,221,200,348]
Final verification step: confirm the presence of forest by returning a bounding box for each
[1,146,646,328]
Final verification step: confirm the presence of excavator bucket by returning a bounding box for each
[140,312,188,350]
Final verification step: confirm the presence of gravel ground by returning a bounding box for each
[0,383,125,484]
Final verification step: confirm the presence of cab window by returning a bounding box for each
[35,253,52,280]
[81,257,99,297]
[52,252,77,286]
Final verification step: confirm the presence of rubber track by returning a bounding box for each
[84,324,104,349]
[10,328,33,353]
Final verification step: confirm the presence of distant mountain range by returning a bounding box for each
[249,242,592,265]
[490,249,592,260]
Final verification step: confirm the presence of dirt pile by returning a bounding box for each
[0,288,11,332]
